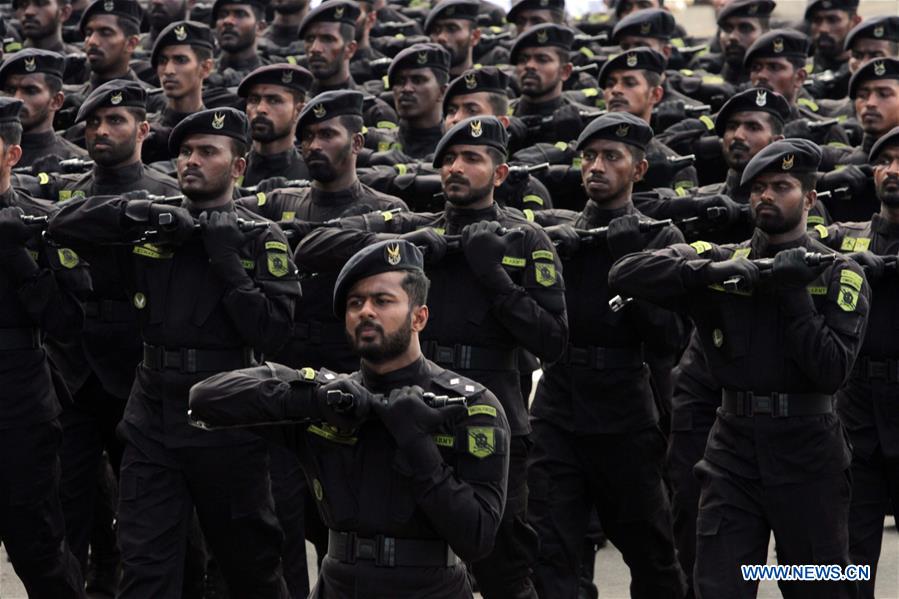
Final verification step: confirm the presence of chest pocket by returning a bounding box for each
[132,244,174,326]
[303,425,360,525]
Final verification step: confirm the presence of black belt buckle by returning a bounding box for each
[351,534,395,567]
[435,345,455,367]
[867,360,887,380]
[567,346,588,366]
[180,348,197,373]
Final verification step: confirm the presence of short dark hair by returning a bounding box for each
[116,16,140,36]
[796,172,818,193]
[627,145,646,162]
[433,68,450,86]
[765,112,784,136]
[0,120,23,146]
[401,269,430,308]
[338,114,364,135]
[43,73,63,95]
[786,56,806,70]
[339,22,356,43]
[485,145,507,167]
[643,70,662,88]
[552,47,569,65]
[486,91,509,116]
[193,45,214,62]
[124,106,147,122]
[230,138,248,158]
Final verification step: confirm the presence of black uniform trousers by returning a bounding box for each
[847,447,899,599]
[528,419,685,599]
[0,420,85,598]
[269,441,312,598]
[694,460,855,599]
[469,435,540,599]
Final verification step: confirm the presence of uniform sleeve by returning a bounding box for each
[47,194,148,245]
[394,395,510,562]
[777,259,870,392]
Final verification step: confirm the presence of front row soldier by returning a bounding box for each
[527,112,688,598]
[189,239,511,598]
[814,125,899,599]
[47,107,301,597]
[0,98,89,597]
[610,139,870,599]
[297,116,569,599]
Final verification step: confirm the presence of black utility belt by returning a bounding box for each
[853,357,899,382]
[559,343,644,370]
[142,343,254,374]
[0,327,41,350]
[327,530,460,568]
[721,389,833,418]
[422,340,516,371]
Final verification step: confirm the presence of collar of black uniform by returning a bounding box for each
[443,67,510,114]
[184,200,236,216]
[516,95,562,115]
[94,160,143,185]
[442,201,502,234]
[80,0,143,34]
[76,79,146,124]
[750,228,811,257]
[88,69,139,91]
[612,8,676,42]
[218,52,262,71]
[871,213,899,237]
[598,48,667,89]
[575,111,653,152]
[248,147,295,171]
[869,124,899,163]
[510,24,574,62]
[0,48,65,83]
[298,0,361,39]
[845,16,899,50]
[432,116,508,169]
[388,43,451,86]
[739,138,822,187]
[20,129,56,148]
[744,29,810,68]
[0,186,16,207]
[804,0,858,21]
[850,57,899,99]
[151,21,215,68]
[311,179,363,205]
[161,105,200,128]
[400,124,444,145]
[424,0,480,33]
[714,87,791,136]
[360,355,430,395]
[581,200,636,227]
[716,0,776,25]
[310,76,356,95]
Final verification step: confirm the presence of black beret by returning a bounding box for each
[333,240,425,317]
[79,0,143,33]
[506,0,565,23]
[151,21,215,68]
[238,64,314,97]
[0,97,23,124]
[75,80,146,124]
[740,138,822,186]
[598,48,667,89]
[743,29,810,67]
[575,112,653,152]
[298,0,360,38]
[804,0,858,20]
[443,67,510,113]
[714,87,791,136]
[432,116,508,168]
[425,0,480,33]
[510,24,574,62]
[869,125,899,163]
[297,90,363,132]
[210,0,267,22]
[168,107,249,154]
[612,8,676,42]
[844,16,899,51]
[388,43,451,85]
[0,48,65,83]
[716,0,776,25]
[849,57,899,99]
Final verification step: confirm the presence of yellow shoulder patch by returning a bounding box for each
[467,427,496,458]
[690,240,712,254]
[535,261,557,286]
[837,268,862,312]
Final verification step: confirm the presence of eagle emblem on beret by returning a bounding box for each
[747,3,759,15]
[465,72,478,89]
[626,52,638,67]
[874,60,887,76]
[417,51,429,64]
[23,57,36,73]
[104,0,114,10]
[781,153,795,171]
[756,89,767,106]
[282,70,293,83]
[640,22,652,34]
[537,29,549,44]
[470,119,483,137]
[334,5,345,18]
[874,25,885,38]
[539,0,549,6]
[385,242,401,265]
[174,25,188,41]
[821,0,831,7]
[212,111,226,129]
[110,91,123,105]
[616,124,629,137]
[313,103,326,118]
[773,37,784,54]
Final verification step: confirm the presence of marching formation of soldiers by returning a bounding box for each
[0,0,897,597]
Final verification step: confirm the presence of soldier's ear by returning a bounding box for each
[493,161,509,187]
[231,155,247,180]
[649,84,664,105]
[5,144,21,169]
[411,303,429,332]
[345,39,358,61]
[199,58,215,80]
[50,90,65,112]
[633,157,649,183]
[560,61,573,82]
[60,2,73,22]
[351,131,364,154]
[471,27,481,48]
[136,120,150,143]
[804,188,817,212]
[794,65,807,88]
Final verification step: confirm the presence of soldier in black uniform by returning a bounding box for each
[599,48,699,193]
[296,116,569,599]
[47,107,301,597]
[610,138,869,599]
[526,112,688,599]
[299,0,398,128]
[505,0,565,36]
[0,48,87,167]
[142,20,215,165]
[209,0,270,86]
[238,63,313,187]
[846,16,899,78]
[510,24,593,148]
[805,0,860,99]
[50,80,180,202]
[0,97,90,599]
[188,238,512,598]
[842,57,899,165]
[812,126,899,599]
[14,0,83,55]
[262,0,308,48]
[425,0,482,79]
[694,0,775,85]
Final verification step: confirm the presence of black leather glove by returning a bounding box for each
[848,251,886,280]
[545,104,584,144]
[696,194,747,226]
[199,211,253,288]
[399,228,448,264]
[145,202,195,243]
[0,206,33,249]
[372,385,467,448]
[692,258,760,287]
[606,214,645,259]
[653,99,687,132]
[462,220,516,290]
[818,165,872,200]
[253,176,291,194]
[771,247,822,288]
[121,189,151,202]
[29,154,63,175]
[314,377,377,432]
[544,224,580,257]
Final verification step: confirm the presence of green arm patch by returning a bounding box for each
[256,192,267,206]
[267,252,290,277]
[535,262,557,286]
[807,215,825,225]
[265,240,288,252]
[731,247,751,259]
[813,224,829,239]
[57,247,79,268]
[307,424,358,445]
[467,427,497,458]
[240,259,255,270]
[532,249,554,261]
[433,434,455,448]
[523,194,544,206]
[523,209,535,222]
[690,240,712,254]
[840,269,863,291]
[376,121,397,130]
[837,268,863,312]
[502,256,526,267]
[699,115,715,131]
[468,404,497,418]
